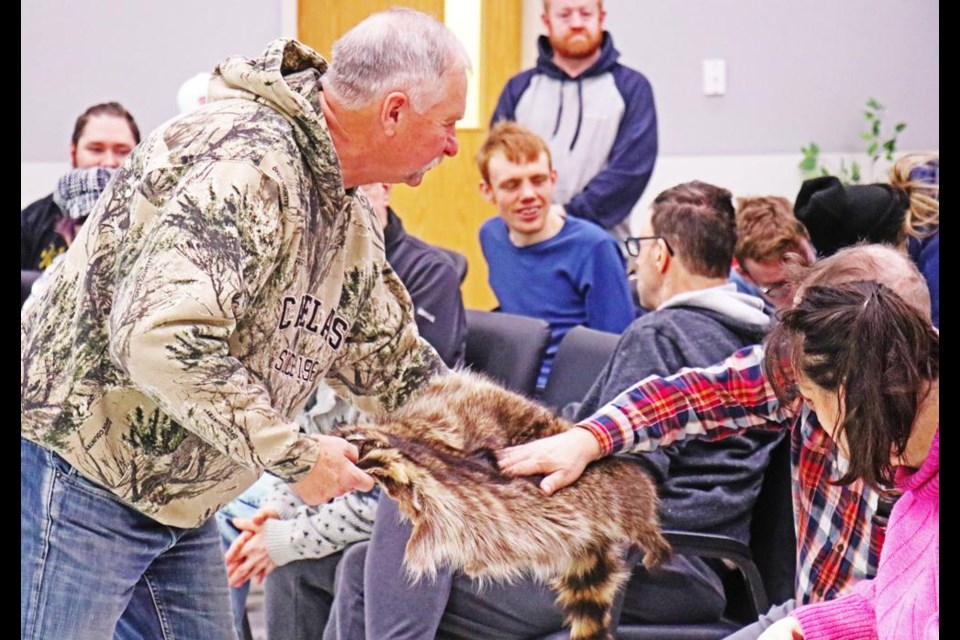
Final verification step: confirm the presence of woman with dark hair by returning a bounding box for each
[758,282,939,640]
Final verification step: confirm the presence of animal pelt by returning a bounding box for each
[337,370,670,640]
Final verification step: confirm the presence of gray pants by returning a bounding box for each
[325,496,726,639]
[264,548,343,640]
[723,599,796,640]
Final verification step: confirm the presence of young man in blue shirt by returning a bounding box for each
[477,120,635,389]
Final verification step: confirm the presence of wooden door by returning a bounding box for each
[299,0,522,309]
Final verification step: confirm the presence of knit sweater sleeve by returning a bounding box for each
[791,585,879,640]
[261,489,378,566]
[108,160,320,481]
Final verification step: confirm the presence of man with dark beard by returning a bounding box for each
[492,0,658,244]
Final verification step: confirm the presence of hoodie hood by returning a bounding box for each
[659,283,770,334]
[208,39,343,191]
[534,32,621,80]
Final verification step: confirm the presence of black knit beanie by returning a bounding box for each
[794,176,909,256]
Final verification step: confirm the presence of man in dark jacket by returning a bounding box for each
[492,0,657,242]
[363,183,467,368]
[572,181,780,627]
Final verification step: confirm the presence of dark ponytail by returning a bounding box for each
[764,281,938,487]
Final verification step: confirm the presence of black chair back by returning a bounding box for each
[746,430,796,606]
[463,309,550,397]
[540,326,620,412]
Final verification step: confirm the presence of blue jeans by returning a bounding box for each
[21,437,237,640]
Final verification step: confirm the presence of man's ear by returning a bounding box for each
[380,91,409,137]
[479,180,494,203]
[655,239,671,274]
[69,144,79,168]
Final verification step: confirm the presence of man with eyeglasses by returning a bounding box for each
[734,196,816,309]
[477,181,779,631]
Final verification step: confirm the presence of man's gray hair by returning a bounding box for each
[325,8,471,112]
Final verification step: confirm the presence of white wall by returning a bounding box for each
[20,0,292,164]
[602,0,939,156]
[519,0,938,229]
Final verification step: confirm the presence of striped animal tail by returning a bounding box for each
[552,544,631,640]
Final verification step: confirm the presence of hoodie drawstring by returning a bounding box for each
[551,77,584,151]
[552,78,565,138]
[570,79,584,151]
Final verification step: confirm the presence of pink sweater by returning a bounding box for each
[793,429,939,640]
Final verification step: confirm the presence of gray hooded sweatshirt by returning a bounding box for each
[574,283,782,543]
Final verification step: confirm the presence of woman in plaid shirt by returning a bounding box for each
[499,244,933,635]
[755,283,938,639]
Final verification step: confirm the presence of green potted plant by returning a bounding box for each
[799,97,906,185]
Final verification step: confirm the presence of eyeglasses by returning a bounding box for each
[758,281,793,302]
[624,236,674,258]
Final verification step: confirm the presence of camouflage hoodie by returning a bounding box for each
[20,40,442,527]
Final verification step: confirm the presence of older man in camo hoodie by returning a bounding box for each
[21,9,468,640]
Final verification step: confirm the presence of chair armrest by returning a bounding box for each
[662,530,769,616]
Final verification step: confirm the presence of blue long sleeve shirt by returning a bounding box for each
[480,216,635,388]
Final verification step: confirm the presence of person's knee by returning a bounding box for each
[264,554,341,600]
[335,542,368,595]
